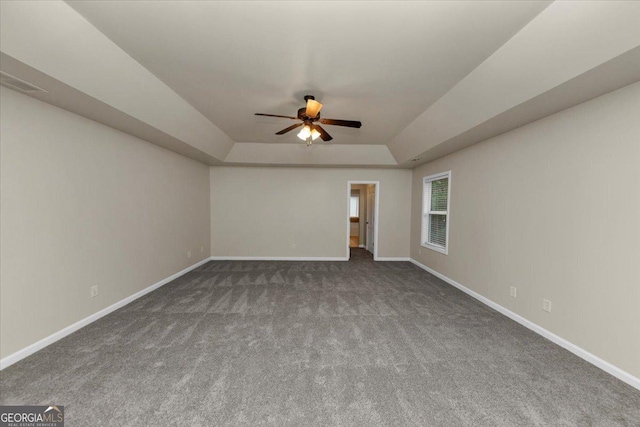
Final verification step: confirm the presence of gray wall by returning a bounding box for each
[0,88,211,359]
[411,82,640,378]
[210,167,412,259]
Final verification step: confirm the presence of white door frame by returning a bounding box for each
[346,181,380,260]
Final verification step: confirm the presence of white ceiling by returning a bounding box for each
[2,1,638,167]
[66,1,550,146]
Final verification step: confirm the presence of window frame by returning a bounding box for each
[421,171,451,255]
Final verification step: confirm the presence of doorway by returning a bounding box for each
[347,181,379,260]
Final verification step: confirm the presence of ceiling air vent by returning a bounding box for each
[0,71,48,93]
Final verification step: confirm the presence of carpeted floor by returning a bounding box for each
[1,249,639,426]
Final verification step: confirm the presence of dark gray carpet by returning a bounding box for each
[1,249,639,426]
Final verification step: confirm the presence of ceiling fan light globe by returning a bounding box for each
[306,99,323,118]
[311,128,321,140]
[297,125,311,140]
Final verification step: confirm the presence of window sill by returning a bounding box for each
[421,242,448,255]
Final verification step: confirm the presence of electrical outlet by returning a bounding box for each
[90,285,99,298]
[200,246,204,253]
[509,286,517,298]
[187,251,192,258]
[543,299,552,312]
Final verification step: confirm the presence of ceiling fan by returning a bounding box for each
[255,95,362,146]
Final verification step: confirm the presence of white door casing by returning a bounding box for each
[366,185,375,254]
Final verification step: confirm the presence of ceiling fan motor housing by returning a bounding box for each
[297,107,319,122]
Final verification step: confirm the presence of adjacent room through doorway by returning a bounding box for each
[348,187,363,248]
[347,181,378,260]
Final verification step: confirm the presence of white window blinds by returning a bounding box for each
[350,195,359,217]
[421,171,451,254]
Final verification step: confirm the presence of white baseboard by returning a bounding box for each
[209,255,410,262]
[358,245,365,248]
[408,258,640,391]
[0,257,211,371]
[209,256,348,261]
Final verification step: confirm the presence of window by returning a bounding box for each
[350,195,359,217]
[421,171,451,254]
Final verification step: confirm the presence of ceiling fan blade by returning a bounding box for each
[305,99,323,118]
[314,125,333,142]
[275,122,303,135]
[255,113,298,120]
[319,118,362,128]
